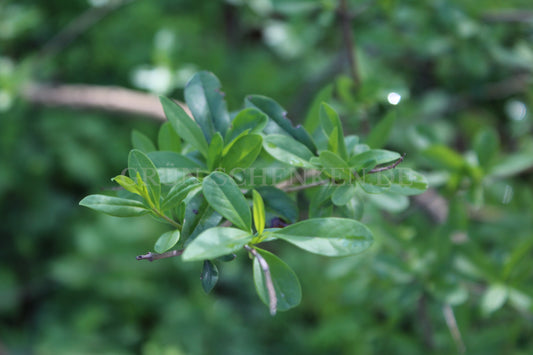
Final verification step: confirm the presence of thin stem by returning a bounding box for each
[443,303,466,354]
[152,209,182,229]
[244,245,277,315]
[367,153,406,174]
[338,0,360,87]
[136,249,183,261]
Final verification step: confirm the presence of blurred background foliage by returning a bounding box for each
[1,0,533,354]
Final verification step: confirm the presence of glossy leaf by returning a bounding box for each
[158,121,182,152]
[246,95,317,153]
[253,248,302,312]
[331,184,357,206]
[161,177,200,210]
[263,134,315,168]
[318,151,352,180]
[128,149,160,206]
[79,195,149,217]
[154,229,180,253]
[220,134,263,172]
[112,175,141,196]
[182,227,252,261]
[184,71,230,140]
[320,103,347,160]
[383,168,428,195]
[225,108,268,143]
[147,151,203,185]
[256,186,298,224]
[181,190,222,245]
[160,96,209,158]
[131,130,156,153]
[304,84,334,133]
[357,172,391,194]
[202,172,251,232]
[273,218,373,256]
[201,260,219,293]
[349,149,401,170]
[207,132,223,170]
[366,111,396,149]
[252,190,266,234]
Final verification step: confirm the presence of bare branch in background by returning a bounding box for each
[338,0,360,87]
[21,83,191,121]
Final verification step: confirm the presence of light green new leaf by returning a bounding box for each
[480,284,508,316]
[366,111,396,149]
[112,175,141,196]
[273,218,373,256]
[256,186,298,224]
[131,130,156,153]
[158,121,182,152]
[383,168,428,195]
[349,149,401,170]
[225,108,268,143]
[207,132,224,170]
[201,260,219,293]
[320,103,347,160]
[202,172,251,232]
[154,229,180,253]
[253,248,302,312]
[184,71,231,140]
[79,195,149,217]
[160,96,209,158]
[221,134,263,172]
[161,177,200,210]
[128,149,160,206]
[263,134,315,168]
[252,190,266,234]
[182,227,252,261]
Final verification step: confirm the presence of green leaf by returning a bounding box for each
[161,177,200,210]
[225,108,268,143]
[221,134,263,172]
[128,149,160,207]
[112,175,142,196]
[147,151,203,185]
[253,248,302,312]
[252,190,266,234]
[263,134,315,168]
[202,172,252,231]
[181,190,222,245]
[480,284,508,316]
[131,130,156,153]
[331,184,357,206]
[201,260,219,293]
[154,229,180,253]
[349,149,401,170]
[184,71,230,140]
[207,132,224,171]
[304,84,334,133]
[357,172,391,194]
[320,103,347,160]
[273,218,373,256]
[160,96,209,158]
[474,128,500,170]
[158,121,182,152]
[383,168,428,195]
[79,195,149,217]
[488,151,533,178]
[246,95,317,153]
[317,151,352,180]
[366,111,396,149]
[422,145,465,170]
[255,186,298,224]
[182,227,252,261]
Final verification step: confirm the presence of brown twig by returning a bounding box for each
[418,293,435,350]
[244,245,277,315]
[136,249,183,261]
[368,153,406,174]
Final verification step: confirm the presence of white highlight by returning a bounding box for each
[387,92,401,105]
